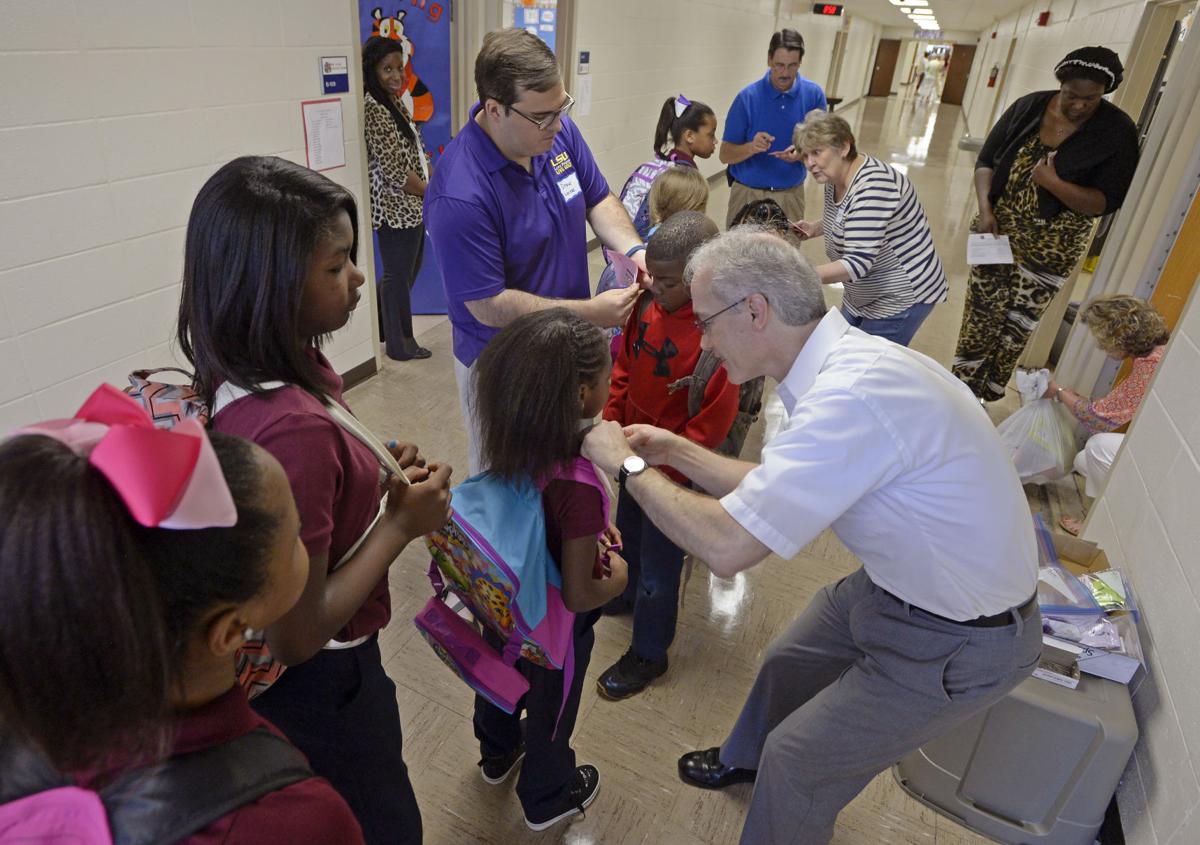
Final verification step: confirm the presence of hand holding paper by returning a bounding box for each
[967,233,1014,265]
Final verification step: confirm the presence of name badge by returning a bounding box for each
[557,172,582,202]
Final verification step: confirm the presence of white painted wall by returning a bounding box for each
[0,0,374,430]
[835,15,884,104]
[1082,278,1200,845]
[569,0,780,187]
[961,0,1150,137]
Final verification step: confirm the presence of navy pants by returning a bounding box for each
[474,610,599,818]
[615,486,686,661]
[251,636,422,845]
[841,302,934,347]
[375,224,424,359]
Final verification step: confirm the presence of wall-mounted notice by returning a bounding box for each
[301,98,346,172]
[320,55,350,94]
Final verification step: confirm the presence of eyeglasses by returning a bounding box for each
[508,93,575,131]
[694,296,749,333]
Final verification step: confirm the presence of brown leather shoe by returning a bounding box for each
[677,747,757,790]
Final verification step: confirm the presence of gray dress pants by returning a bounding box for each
[720,567,1040,845]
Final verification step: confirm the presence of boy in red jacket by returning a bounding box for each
[597,210,739,699]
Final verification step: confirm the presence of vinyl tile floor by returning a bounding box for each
[347,94,1074,844]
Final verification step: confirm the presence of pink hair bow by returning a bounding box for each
[8,384,237,529]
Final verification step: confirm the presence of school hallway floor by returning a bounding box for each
[349,92,1084,844]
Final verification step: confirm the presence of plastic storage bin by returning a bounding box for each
[893,672,1137,845]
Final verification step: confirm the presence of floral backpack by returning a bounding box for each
[416,458,611,733]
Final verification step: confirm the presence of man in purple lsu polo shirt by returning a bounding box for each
[425,28,646,473]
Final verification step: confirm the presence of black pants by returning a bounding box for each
[473,610,599,818]
[251,636,422,845]
[614,486,685,661]
[376,224,425,360]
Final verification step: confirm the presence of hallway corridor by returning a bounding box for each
[349,96,1013,844]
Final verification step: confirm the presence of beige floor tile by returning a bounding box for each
[342,94,1066,844]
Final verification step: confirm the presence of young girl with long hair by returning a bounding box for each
[618,95,717,238]
[470,308,629,831]
[177,155,452,845]
[0,389,363,844]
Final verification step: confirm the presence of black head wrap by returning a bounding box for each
[1055,46,1124,94]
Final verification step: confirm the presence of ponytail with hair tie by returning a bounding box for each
[653,95,715,160]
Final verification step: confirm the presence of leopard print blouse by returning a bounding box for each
[364,92,427,230]
[993,134,1093,276]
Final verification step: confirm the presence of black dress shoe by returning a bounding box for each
[596,650,667,700]
[678,747,756,790]
[389,342,432,361]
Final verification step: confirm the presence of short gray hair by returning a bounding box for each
[685,226,826,327]
[793,110,857,159]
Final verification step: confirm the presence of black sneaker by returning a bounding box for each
[479,744,525,785]
[523,764,600,831]
[596,650,668,700]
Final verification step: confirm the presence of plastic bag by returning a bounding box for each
[996,398,1078,484]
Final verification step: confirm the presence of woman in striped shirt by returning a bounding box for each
[790,111,948,346]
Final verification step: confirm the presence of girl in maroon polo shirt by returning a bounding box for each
[470,309,630,831]
[177,156,451,845]
[0,401,363,844]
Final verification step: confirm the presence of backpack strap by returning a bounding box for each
[684,349,722,420]
[212,381,407,485]
[102,728,313,845]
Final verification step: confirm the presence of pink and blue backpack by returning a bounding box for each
[416,457,611,730]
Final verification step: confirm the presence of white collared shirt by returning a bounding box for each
[720,310,1037,620]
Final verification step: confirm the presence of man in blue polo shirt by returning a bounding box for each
[720,28,827,229]
[425,28,645,475]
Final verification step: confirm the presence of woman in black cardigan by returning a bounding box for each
[952,47,1139,402]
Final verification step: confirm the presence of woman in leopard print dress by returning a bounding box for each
[363,37,432,361]
[953,47,1139,401]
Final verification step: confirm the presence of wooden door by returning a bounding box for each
[869,39,901,97]
[940,44,977,105]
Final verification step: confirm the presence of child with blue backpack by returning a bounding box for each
[469,308,629,831]
[0,386,364,845]
[597,211,741,700]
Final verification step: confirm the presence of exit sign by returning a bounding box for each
[812,3,844,15]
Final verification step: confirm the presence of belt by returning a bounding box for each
[895,592,1037,629]
[734,180,799,193]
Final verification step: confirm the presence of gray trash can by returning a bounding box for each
[893,672,1137,845]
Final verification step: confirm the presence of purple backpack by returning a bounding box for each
[416,458,611,730]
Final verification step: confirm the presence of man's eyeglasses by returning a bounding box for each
[694,296,749,334]
[509,93,575,131]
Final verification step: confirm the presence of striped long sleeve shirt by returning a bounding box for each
[821,155,948,319]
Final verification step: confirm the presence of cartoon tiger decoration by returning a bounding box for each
[370,7,434,123]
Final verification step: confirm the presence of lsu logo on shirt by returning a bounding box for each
[551,151,581,201]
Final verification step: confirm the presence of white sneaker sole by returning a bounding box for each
[481,750,525,785]
[523,776,601,831]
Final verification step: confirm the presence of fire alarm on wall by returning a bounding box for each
[1037,11,1051,26]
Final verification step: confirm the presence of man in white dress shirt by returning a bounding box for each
[582,228,1041,845]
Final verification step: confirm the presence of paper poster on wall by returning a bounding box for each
[359,3,452,314]
[516,6,556,51]
[301,98,346,172]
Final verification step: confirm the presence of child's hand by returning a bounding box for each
[604,552,629,595]
[386,439,425,469]
[386,462,453,541]
[602,523,622,549]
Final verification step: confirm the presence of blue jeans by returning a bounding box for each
[841,302,934,347]
[615,486,686,661]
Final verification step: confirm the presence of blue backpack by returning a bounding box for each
[416,458,611,730]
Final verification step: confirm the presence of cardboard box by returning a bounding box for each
[1043,532,1144,685]
[1049,533,1111,578]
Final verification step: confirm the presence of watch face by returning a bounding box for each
[623,455,647,474]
